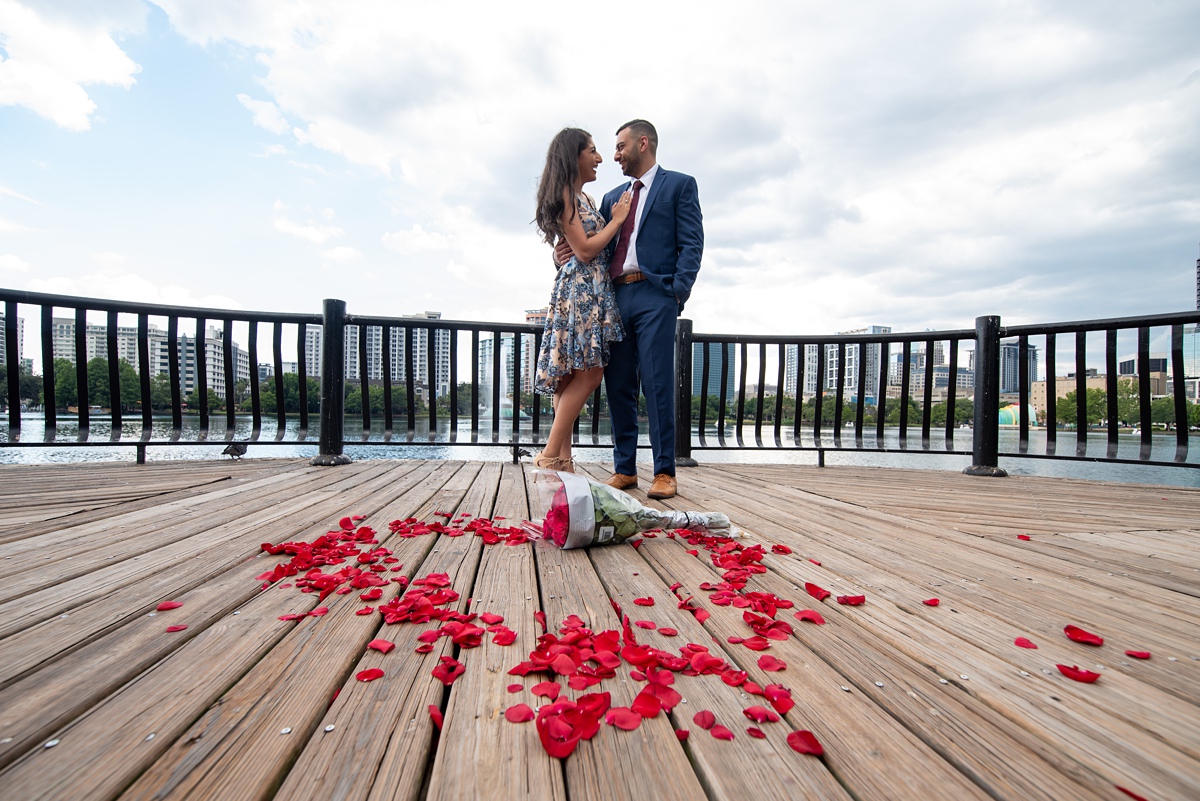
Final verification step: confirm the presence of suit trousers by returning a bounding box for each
[605,280,677,476]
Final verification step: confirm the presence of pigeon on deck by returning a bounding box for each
[222,442,248,459]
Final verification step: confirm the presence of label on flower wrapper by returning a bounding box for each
[598,526,614,543]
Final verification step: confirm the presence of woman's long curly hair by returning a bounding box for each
[535,127,591,245]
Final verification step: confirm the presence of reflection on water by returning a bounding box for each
[2,414,1197,488]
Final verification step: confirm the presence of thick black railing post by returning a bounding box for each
[312,298,351,466]
[964,315,1007,477]
[675,318,697,467]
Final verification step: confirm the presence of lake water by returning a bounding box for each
[2,414,1197,489]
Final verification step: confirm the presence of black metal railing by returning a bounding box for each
[2,288,1197,472]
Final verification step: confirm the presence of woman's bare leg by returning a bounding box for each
[541,366,603,463]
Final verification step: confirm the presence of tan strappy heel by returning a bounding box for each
[532,452,574,473]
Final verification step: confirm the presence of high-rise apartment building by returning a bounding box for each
[693,342,735,401]
[821,326,891,402]
[0,313,24,367]
[998,341,1039,394]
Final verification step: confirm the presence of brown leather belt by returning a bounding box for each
[612,271,646,286]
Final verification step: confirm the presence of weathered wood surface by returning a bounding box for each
[0,459,1196,801]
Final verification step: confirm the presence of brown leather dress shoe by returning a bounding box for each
[606,473,638,490]
[647,474,677,499]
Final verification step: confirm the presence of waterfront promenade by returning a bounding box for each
[0,458,1196,800]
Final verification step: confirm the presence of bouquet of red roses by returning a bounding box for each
[528,470,738,550]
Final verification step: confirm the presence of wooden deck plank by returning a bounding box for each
[422,463,568,801]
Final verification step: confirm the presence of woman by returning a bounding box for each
[531,128,633,472]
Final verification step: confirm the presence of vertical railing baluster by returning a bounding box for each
[965,315,1006,476]
[167,316,182,440]
[735,342,747,447]
[427,326,438,438]
[697,340,710,448]
[753,341,766,448]
[875,342,888,445]
[945,338,958,451]
[832,343,845,443]
[775,343,786,448]
[405,326,416,438]
[854,341,867,447]
[921,339,934,450]
[793,343,804,446]
[511,330,521,449]
[590,385,601,443]
[813,342,825,444]
[1017,335,1029,454]
[358,323,371,438]
[490,330,500,441]
[899,341,911,449]
[1137,326,1152,460]
[41,306,56,437]
[272,322,285,440]
[1044,333,1056,456]
[138,312,152,439]
[676,318,695,463]
[449,328,459,441]
[1074,330,1087,457]
[1105,329,1119,459]
[4,300,18,430]
[716,343,728,447]
[470,330,480,440]
[382,324,394,439]
[107,310,121,438]
[222,323,235,438]
[1170,324,1189,462]
[296,323,309,438]
[248,319,261,440]
[196,316,208,438]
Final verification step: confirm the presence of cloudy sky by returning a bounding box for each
[2,0,1199,355]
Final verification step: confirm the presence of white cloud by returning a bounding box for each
[0,253,30,272]
[0,0,142,131]
[0,215,33,233]
[236,93,289,134]
[25,270,243,310]
[320,245,362,262]
[273,215,344,244]
[91,251,126,265]
[0,182,39,204]
[381,224,450,255]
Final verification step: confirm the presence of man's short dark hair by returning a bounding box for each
[616,119,658,154]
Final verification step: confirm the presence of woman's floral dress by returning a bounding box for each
[533,193,624,395]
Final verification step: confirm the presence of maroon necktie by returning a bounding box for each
[610,179,643,278]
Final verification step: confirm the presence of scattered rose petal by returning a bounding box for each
[1016,534,1031,541]
[1014,637,1038,649]
[758,655,787,672]
[633,597,655,607]
[1057,664,1101,683]
[1064,625,1104,646]
[480,612,504,625]
[693,710,716,730]
[415,643,434,654]
[1125,650,1151,660]
[787,730,824,756]
[741,636,771,651]
[710,724,734,741]
[836,595,865,606]
[634,620,657,630]
[507,683,523,693]
[165,625,187,632]
[432,656,466,685]
[794,609,826,625]
[631,691,663,719]
[339,517,355,531]
[367,639,395,654]
[743,705,780,723]
[532,681,561,700]
[156,601,183,611]
[309,607,329,617]
[428,705,443,730]
[771,544,792,554]
[605,707,642,731]
[505,703,535,723]
[356,607,374,616]
[747,727,766,739]
[657,627,678,637]
[804,582,831,602]
[923,598,940,606]
[356,668,384,682]
[808,559,821,566]
[675,729,689,741]
[1115,786,1149,801]
[491,626,517,646]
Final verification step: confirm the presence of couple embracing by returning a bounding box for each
[531,119,703,500]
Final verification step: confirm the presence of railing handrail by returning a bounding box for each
[0,288,322,324]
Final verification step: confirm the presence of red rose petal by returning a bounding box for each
[1014,637,1038,649]
[356,607,374,616]
[339,516,355,531]
[415,643,434,654]
[532,681,561,700]
[491,626,517,646]
[1017,534,1031,541]
[1057,664,1101,683]
[743,705,780,723]
[356,668,384,682]
[710,724,735,741]
[432,656,466,685]
[693,710,716,730]
[309,607,329,617]
[633,597,655,606]
[804,582,831,602]
[631,691,663,719]
[794,609,826,625]
[505,703,535,723]
[787,729,824,756]
[747,726,766,739]
[771,544,792,554]
[1064,625,1104,646]
[605,707,642,731]
[507,683,523,693]
[836,595,865,606]
[428,704,443,730]
[808,559,821,565]
[534,610,547,632]
[758,655,787,672]
[1125,650,1151,660]
[675,729,689,741]
[1115,786,1149,801]
[156,601,183,611]
[480,612,505,625]
[657,627,678,637]
[922,598,940,606]
[742,636,771,651]
[634,620,657,630]
[165,624,188,632]
[367,638,395,654]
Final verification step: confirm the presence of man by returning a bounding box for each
[596,119,703,499]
